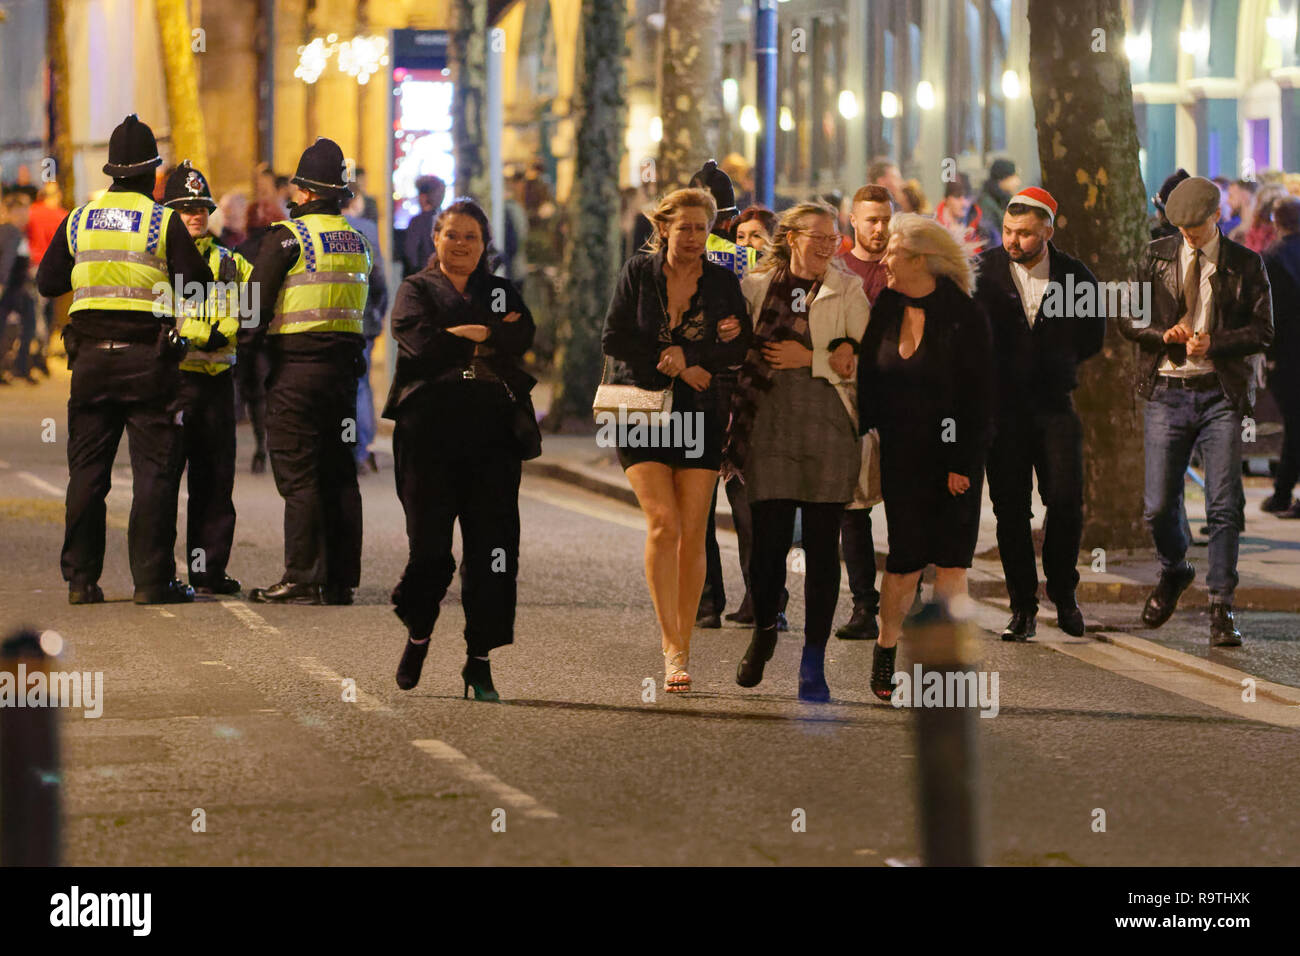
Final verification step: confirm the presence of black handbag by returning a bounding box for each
[501,377,543,461]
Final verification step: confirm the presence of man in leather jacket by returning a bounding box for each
[1117,176,1273,647]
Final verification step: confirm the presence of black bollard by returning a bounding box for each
[906,601,985,867]
[0,630,61,866]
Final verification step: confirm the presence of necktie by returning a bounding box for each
[1170,249,1201,367]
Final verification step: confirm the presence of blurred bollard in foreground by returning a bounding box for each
[906,600,985,867]
[1,630,61,865]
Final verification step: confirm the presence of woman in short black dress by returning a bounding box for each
[857,213,993,700]
[601,187,750,693]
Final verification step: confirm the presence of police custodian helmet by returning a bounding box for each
[102,114,164,178]
[162,160,217,212]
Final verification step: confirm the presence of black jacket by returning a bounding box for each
[974,242,1104,417]
[381,265,535,420]
[600,251,750,390]
[35,180,213,342]
[1263,233,1300,371]
[1118,233,1274,415]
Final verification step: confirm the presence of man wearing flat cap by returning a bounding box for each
[238,137,376,606]
[1118,175,1274,646]
[36,114,213,606]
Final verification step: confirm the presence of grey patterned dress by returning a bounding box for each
[743,274,861,503]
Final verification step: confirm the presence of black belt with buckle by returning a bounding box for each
[1158,372,1219,391]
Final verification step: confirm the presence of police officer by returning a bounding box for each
[163,160,252,595]
[239,138,371,605]
[35,115,212,605]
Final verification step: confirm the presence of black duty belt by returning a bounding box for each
[1157,372,1220,391]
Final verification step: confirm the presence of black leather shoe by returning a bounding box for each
[870,643,897,702]
[1261,492,1294,513]
[322,585,354,605]
[1141,562,1195,628]
[396,639,430,690]
[724,594,754,625]
[696,609,722,629]
[836,604,879,640]
[1001,608,1037,642]
[68,583,104,605]
[1055,601,1086,637]
[192,574,241,595]
[1209,602,1242,647]
[249,581,323,605]
[1279,502,1300,520]
[736,626,779,688]
[797,644,830,702]
[134,579,195,605]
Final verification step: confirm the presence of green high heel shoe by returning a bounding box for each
[461,657,500,702]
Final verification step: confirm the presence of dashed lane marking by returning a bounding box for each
[411,739,560,820]
[295,655,394,714]
[17,471,64,497]
[220,600,280,635]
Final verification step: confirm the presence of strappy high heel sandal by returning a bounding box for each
[664,649,691,693]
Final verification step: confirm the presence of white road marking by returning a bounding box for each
[520,486,646,532]
[295,655,393,714]
[16,471,64,497]
[220,600,279,635]
[411,739,559,820]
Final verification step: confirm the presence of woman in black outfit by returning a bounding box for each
[385,199,539,699]
[601,187,750,693]
[857,213,993,701]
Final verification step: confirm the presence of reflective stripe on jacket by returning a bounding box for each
[269,214,370,335]
[67,192,173,315]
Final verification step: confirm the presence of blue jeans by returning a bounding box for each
[355,338,376,462]
[1142,383,1244,602]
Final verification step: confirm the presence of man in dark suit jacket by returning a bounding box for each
[1118,176,1274,647]
[975,188,1104,641]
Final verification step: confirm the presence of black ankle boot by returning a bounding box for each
[736,626,779,688]
[798,643,830,702]
[871,643,898,702]
[396,639,429,690]
[462,657,499,701]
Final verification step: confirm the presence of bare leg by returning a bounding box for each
[879,568,924,648]
[933,566,969,609]
[626,463,683,656]
[671,469,721,663]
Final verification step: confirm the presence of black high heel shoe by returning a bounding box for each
[736,626,779,688]
[871,643,897,702]
[462,657,500,702]
[797,644,830,702]
[396,639,429,690]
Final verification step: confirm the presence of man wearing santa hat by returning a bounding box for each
[974,187,1105,642]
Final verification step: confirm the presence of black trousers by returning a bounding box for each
[750,499,844,646]
[62,343,184,588]
[178,371,237,582]
[986,404,1084,612]
[840,507,879,613]
[1272,376,1300,499]
[265,357,362,587]
[392,418,521,656]
[698,479,727,614]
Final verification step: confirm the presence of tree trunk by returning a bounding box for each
[47,0,76,199]
[155,0,209,171]
[657,0,724,190]
[1027,0,1149,551]
[550,0,627,427]
[449,0,488,202]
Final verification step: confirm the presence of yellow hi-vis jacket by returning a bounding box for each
[269,214,370,336]
[66,191,174,316]
[706,232,757,281]
[179,236,253,375]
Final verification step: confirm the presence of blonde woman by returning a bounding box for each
[723,202,872,702]
[856,213,993,701]
[601,188,751,692]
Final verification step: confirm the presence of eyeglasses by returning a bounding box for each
[798,230,841,246]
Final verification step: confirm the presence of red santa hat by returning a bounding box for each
[1009,186,1058,223]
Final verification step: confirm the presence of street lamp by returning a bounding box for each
[740,105,760,134]
[880,90,899,119]
[1001,69,1021,100]
[779,106,794,131]
[649,116,663,143]
[1179,28,1209,56]
[1123,32,1152,63]
[915,80,935,111]
[837,90,858,119]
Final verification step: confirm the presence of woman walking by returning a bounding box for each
[857,214,993,701]
[386,198,539,700]
[724,201,872,702]
[601,188,750,692]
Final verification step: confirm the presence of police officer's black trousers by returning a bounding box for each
[178,370,237,583]
[265,357,362,587]
[391,419,521,656]
[62,344,184,588]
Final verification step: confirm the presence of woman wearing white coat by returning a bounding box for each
[722,201,877,702]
